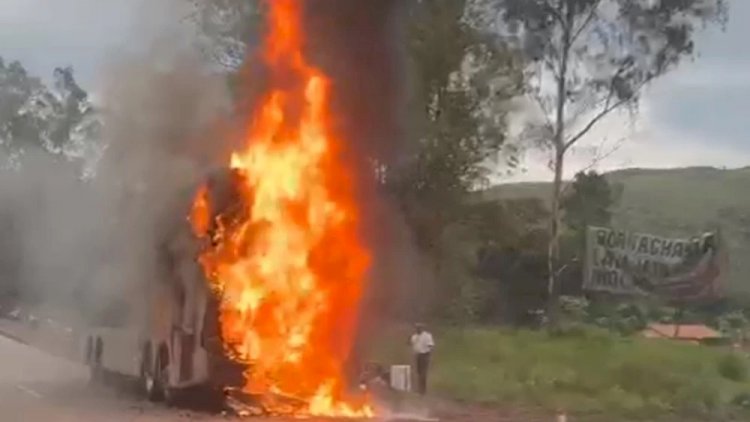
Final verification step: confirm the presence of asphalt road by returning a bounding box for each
[0,333,238,421]
[0,332,443,422]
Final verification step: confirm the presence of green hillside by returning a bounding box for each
[482,166,750,293]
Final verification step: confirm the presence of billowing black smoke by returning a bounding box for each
[303,0,408,166]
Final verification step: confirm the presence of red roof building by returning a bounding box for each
[641,323,723,344]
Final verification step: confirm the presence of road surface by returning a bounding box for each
[0,332,448,421]
[0,332,239,421]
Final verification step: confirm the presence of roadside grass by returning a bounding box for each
[371,325,750,420]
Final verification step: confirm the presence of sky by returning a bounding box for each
[1,0,748,183]
[508,0,750,182]
[0,0,190,87]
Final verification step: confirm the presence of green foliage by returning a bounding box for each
[469,197,549,251]
[556,296,651,335]
[0,59,45,154]
[718,353,749,382]
[388,2,525,293]
[472,197,551,323]
[490,0,729,148]
[373,325,750,420]
[436,222,490,323]
[397,0,523,197]
[0,59,99,166]
[187,0,264,68]
[559,295,589,321]
[717,311,750,343]
[562,171,621,250]
[588,303,649,335]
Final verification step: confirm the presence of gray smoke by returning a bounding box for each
[79,43,232,325]
[0,29,232,327]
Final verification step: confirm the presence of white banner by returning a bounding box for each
[583,226,723,299]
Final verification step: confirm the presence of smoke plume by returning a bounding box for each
[0,12,231,326]
[304,0,409,165]
[81,43,232,324]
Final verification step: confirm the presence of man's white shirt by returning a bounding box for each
[411,332,434,354]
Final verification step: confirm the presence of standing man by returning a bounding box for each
[410,323,434,395]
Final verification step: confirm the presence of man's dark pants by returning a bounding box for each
[415,352,430,395]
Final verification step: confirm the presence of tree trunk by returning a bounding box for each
[547,5,572,323]
[547,148,564,321]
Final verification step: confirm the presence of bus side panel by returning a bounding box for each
[96,329,141,377]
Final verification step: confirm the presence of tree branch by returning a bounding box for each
[570,0,602,45]
[541,0,567,29]
[531,85,555,131]
[563,74,654,152]
[562,98,627,152]
[543,55,561,81]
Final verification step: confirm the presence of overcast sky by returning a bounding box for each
[0,0,189,87]
[1,0,748,182]
[509,0,750,181]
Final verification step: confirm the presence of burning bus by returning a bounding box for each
[83,0,375,417]
[83,169,244,405]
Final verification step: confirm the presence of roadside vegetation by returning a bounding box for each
[373,324,750,421]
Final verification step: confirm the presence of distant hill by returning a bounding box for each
[481,166,750,293]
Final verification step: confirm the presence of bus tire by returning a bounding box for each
[140,344,162,401]
[88,337,103,386]
[156,345,175,405]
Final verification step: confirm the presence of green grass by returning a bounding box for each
[371,325,750,420]
[481,166,750,294]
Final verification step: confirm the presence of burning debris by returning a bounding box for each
[191,0,373,417]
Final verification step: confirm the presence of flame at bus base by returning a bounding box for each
[190,0,373,417]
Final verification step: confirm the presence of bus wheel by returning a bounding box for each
[141,346,162,402]
[88,337,103,386]
[143,369,161,401]
[155,350,175,405]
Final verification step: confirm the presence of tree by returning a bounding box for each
[718,311,749,344]
[561,170,621,251]
[480,0,728,313]
[187,0,264,68]
[384,0,525,321]
[384,0,523,262]
[0,59,101,172]
[474,197,550,323]
[0,58,46,155]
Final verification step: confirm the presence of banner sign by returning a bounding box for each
[583,226,725,300]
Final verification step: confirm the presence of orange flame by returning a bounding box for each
[192,0,372,417]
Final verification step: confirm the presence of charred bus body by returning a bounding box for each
[82,169,244,404]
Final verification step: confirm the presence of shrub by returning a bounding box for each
[718,353,748,382]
